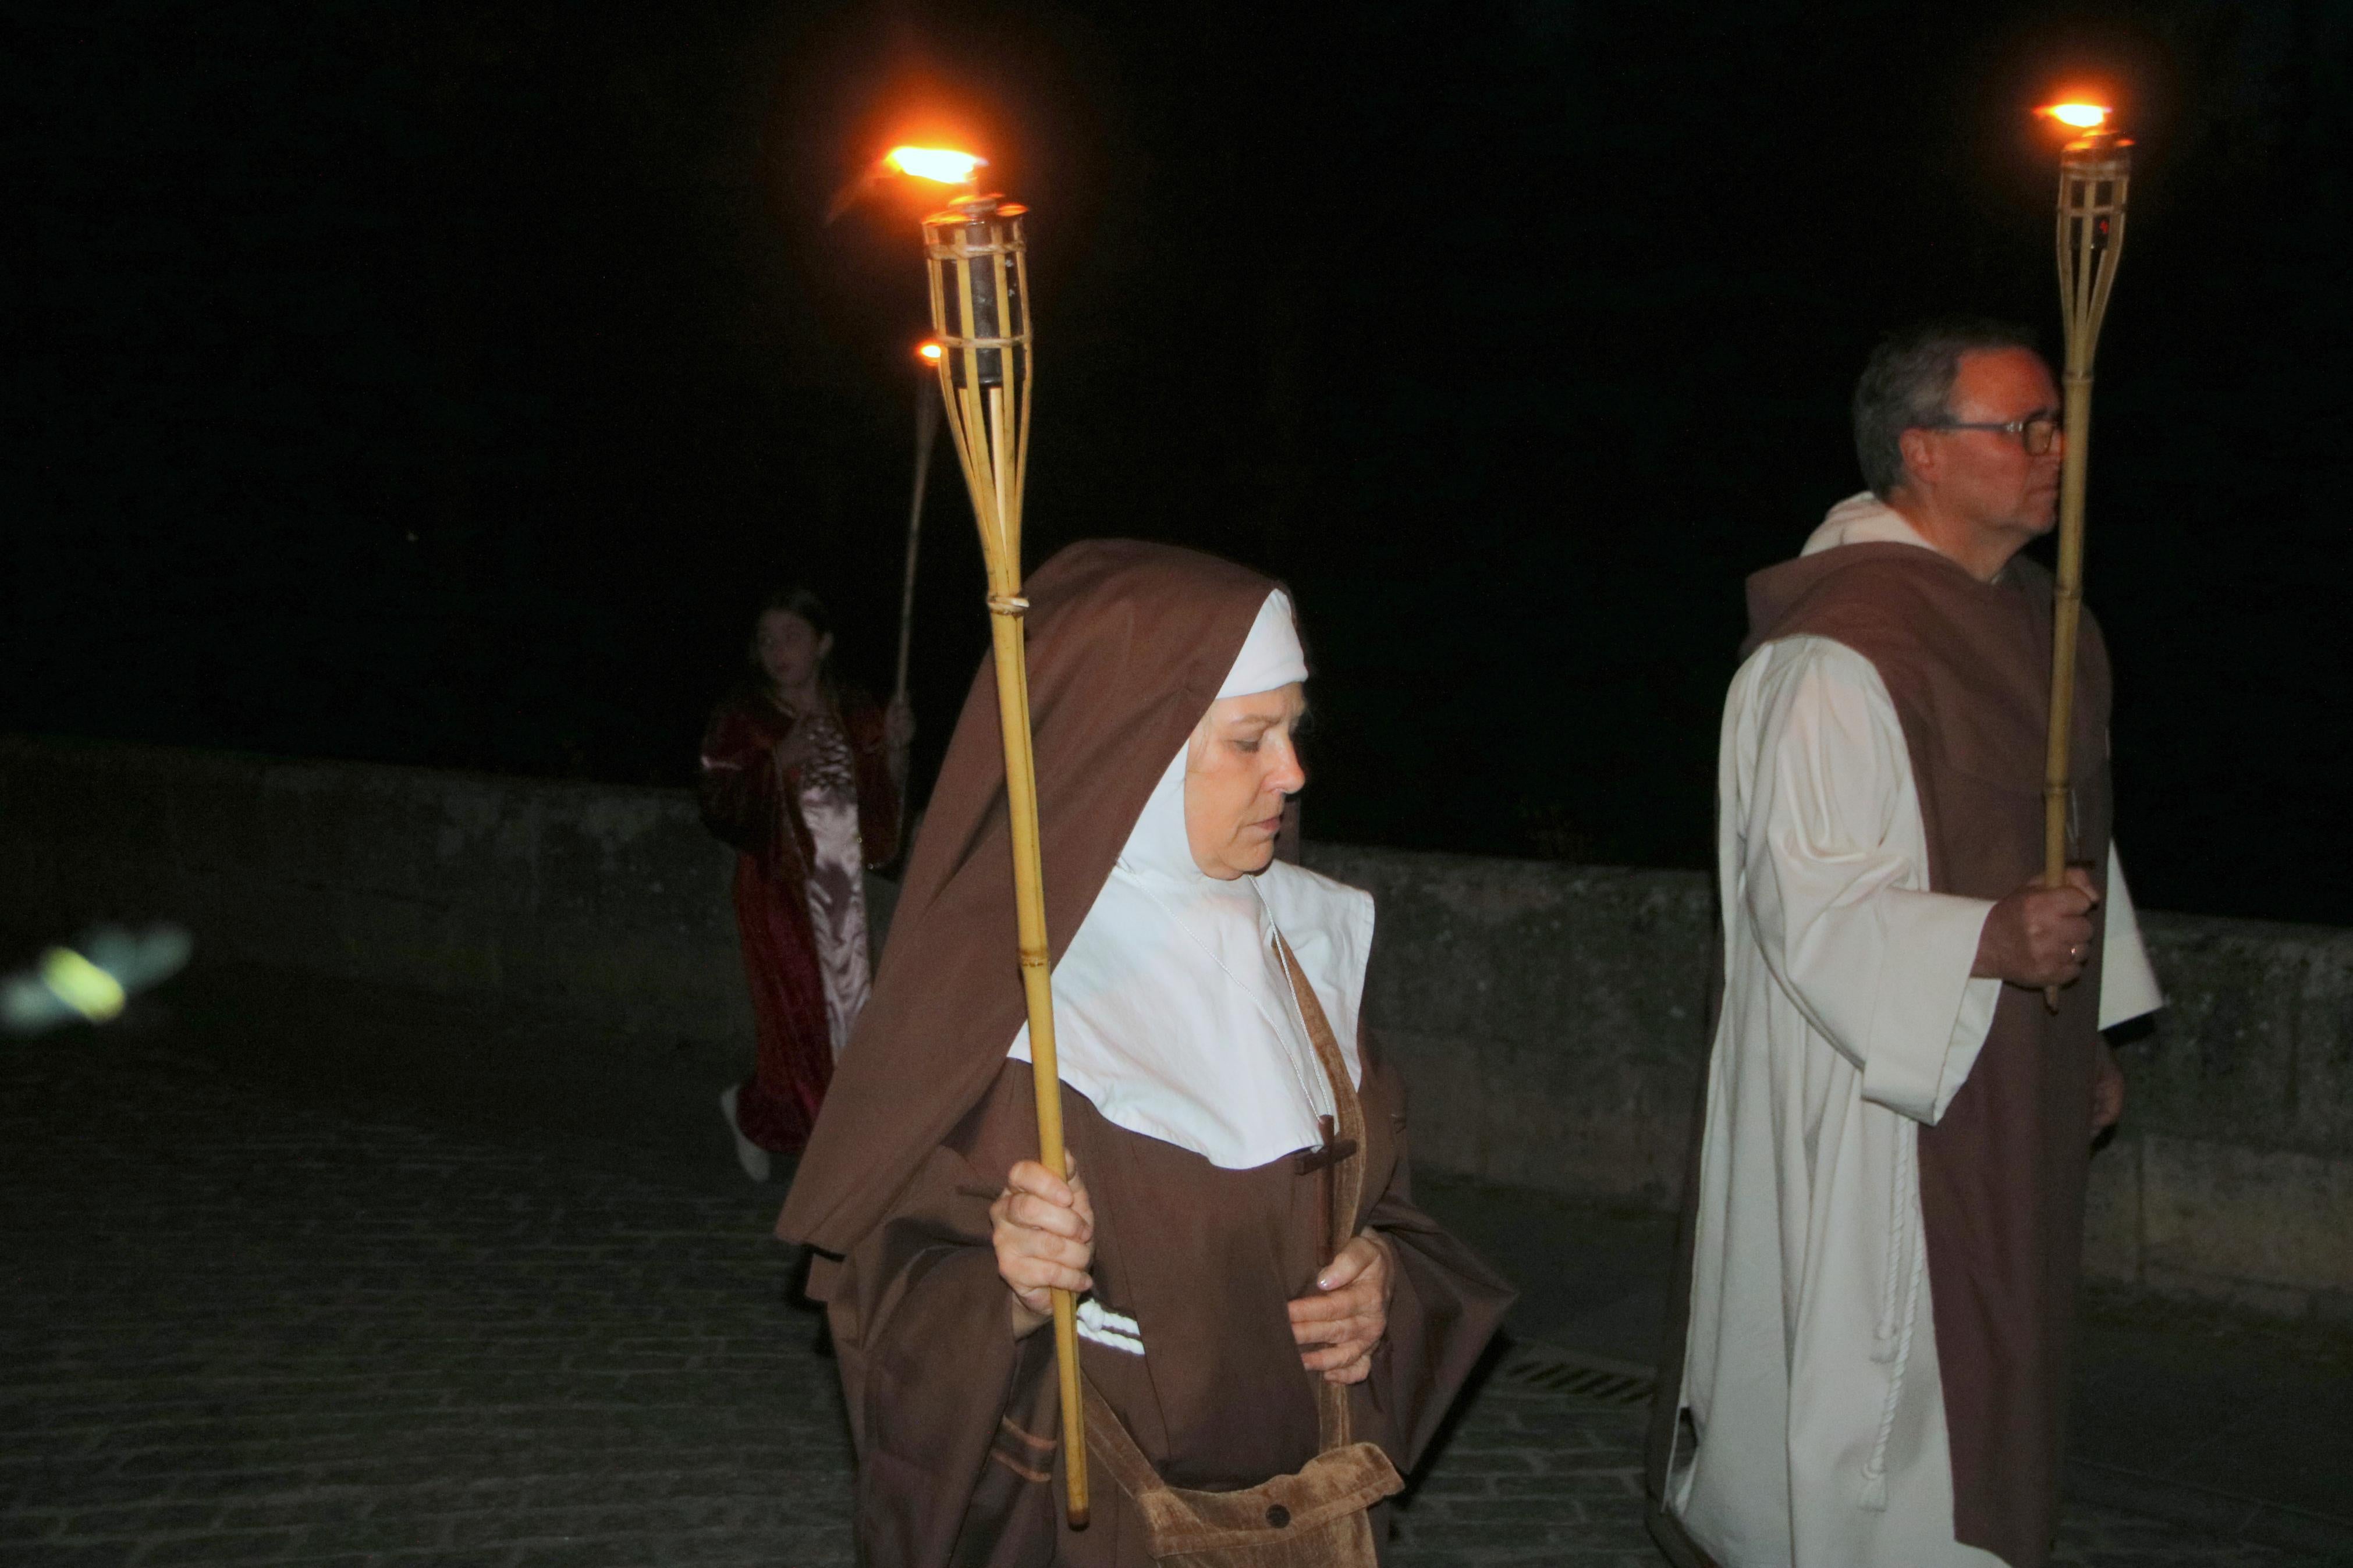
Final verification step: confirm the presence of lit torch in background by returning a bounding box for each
[2035,100,2131,1008]
[893,339,944,710]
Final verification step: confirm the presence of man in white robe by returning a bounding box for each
[1652,321,2162,1568]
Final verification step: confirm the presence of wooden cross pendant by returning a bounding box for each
[1293,1113,1358,1176]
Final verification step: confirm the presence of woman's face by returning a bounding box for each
[755,610,831,691]
[1184,682,1308,881]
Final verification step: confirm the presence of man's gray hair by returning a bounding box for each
[1852,318,2042,499]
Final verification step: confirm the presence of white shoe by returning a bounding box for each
[719,1085,772,1183]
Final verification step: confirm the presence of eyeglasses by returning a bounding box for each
[1919,413,2061,456]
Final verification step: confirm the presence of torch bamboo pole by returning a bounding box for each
[2041,127,2130,1008]
[1012,246,1034,493]
[924,195,1088,1528]
[893,389,941,707]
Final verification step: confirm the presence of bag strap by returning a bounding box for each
[1274,934,1367,1452]
[1274,934,1367,1269]
[1082,1374,1172,1505]
[1080,941,1375,1501]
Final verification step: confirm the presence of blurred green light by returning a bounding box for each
[42,947,127,1022]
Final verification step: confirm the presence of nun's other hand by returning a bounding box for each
[1289,1232,1396,1384]
[991,1157,1094,1338]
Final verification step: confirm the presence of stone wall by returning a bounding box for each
[0,737,765,1042]
[5,736,2347,1318]
[1308,843,2353,1322]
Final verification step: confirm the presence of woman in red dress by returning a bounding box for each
[699,588,910,1176]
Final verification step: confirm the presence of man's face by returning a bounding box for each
[1923,347,2064,544]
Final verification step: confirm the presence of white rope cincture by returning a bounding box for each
[1862,1124,1926,1512]
[1075,1298,1144,1357]
[1873,1119,1916,1357]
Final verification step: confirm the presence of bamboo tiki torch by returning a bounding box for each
[920,183,1090,1527]
[2038,101,2131,1010]
[893,340,945,708]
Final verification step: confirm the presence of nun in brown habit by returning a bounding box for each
[779,541,1513,1566]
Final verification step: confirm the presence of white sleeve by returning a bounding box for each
[2098,843,2164,1029]
[1736,639,2000,1124]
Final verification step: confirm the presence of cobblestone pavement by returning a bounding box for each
[0,1040,2322,1567]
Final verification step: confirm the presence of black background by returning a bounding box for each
[12,2,2350,923]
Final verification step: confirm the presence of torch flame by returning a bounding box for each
[917,340,944,364]
[883,145,986,184]
[2038,102,2111,130]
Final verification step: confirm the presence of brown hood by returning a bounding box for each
[780,539,1280,1256]
[1743,539,1994,658]
[1744,541,2069,810]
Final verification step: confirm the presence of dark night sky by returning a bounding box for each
[10,2,2351,925]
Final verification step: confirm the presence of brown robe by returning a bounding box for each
[780,541,1511,1566]
[822,1052,1507,1566]
[1650,540,2111,1568]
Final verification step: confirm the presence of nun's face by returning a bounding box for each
[1184,682,1307,880]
